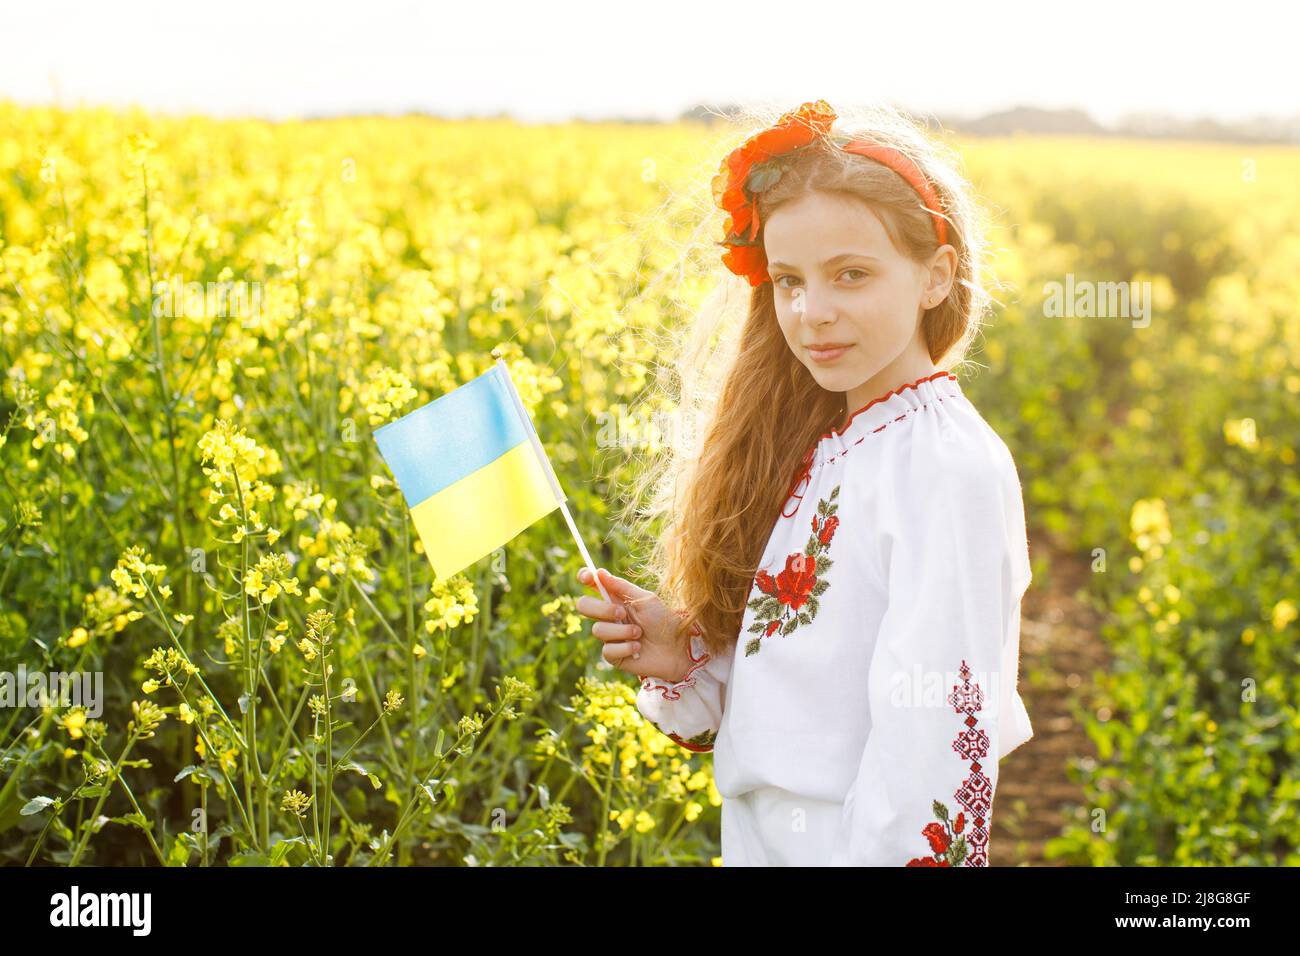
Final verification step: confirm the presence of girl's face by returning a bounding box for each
[763,190,955,420]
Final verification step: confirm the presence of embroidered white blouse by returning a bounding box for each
[635,370,1034,866]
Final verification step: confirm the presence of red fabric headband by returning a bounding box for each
[713,100,950,288]
[838,139,949,250]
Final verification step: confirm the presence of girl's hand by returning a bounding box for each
[575,567,694,683]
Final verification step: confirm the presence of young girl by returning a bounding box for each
[576,100,1033,866]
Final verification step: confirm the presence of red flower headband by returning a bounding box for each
[711,100,950,288]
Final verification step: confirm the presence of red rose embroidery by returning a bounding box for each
[743,484,839,656]
[775,552,817,609]
[817,514,839,545]
[922,822,950,854]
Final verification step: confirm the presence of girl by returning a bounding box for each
[575,100,1033,866]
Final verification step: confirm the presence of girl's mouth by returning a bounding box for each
[807,344,853,365]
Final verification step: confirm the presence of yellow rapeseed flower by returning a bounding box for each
[60,709,87,739]
[1272,599,1297,630]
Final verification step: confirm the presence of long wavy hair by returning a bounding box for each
[613,101,1000,659]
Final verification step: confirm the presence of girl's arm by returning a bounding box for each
[635,624,733,753]
[832,440,1033,866]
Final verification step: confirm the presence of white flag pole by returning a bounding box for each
[493,355,613,606]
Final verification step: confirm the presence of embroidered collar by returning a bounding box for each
[824,369,958,442]
[780,370,961,518]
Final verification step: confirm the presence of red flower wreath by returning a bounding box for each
[711,100,838,287]
[712,99,949,287]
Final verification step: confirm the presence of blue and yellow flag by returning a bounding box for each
[373,361,564,580]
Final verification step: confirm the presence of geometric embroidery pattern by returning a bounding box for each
[906,660,993,867]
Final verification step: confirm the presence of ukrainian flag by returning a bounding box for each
[373,361,564,580]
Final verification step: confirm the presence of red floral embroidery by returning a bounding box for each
[639,623,710,701]
[775,552,817,609]
[922,822,949,853]
[744,485,839,656]
[906,660,993,867]
[817,513,839,545]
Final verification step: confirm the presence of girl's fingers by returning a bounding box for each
[579,567,649,600]
[601,641,641,665]
[575,595,627,622]
[592,621,641,642]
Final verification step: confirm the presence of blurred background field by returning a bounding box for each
[1,101,1297,865]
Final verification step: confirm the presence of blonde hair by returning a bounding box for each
[614,102,999,658]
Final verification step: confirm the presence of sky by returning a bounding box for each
[2,0,1296,125]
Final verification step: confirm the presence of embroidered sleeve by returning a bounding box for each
[831,441,1033,866]
[634,624,732,754]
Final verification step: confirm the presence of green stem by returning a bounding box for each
[320,634,334,865]
[595,741,617,867]
[169,677,257,843]
[403,519,420,791]
[68,732,141,866]
[233,471,258,846]
[143,580,246,747]
[91,737,166,865]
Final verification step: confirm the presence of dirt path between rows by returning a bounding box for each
[991,542,1110,866]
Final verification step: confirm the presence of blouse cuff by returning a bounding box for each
[638,623,710,701]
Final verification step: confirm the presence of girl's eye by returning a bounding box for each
[775,270,867,289]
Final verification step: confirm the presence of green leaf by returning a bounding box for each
[228,850,271,866]
[20,796,54,816]
[949,835,968,866]
[167,834,193,867]
[340,760,381,790]
[106,812,151,831]
[174,764,211,784]
[745,162,784,193]
[269,837,306,867]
